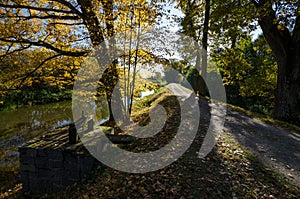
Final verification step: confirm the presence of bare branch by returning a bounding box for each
[49,22,84,26]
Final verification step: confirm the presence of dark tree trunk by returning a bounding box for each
[103,60,120,125]
[79,0,120,126]
[194,48,201,96]
[255,3,300,125]
[200,0,210,96]
[274,47,300,125]
[272,48,300,123]
[101,0,120,125]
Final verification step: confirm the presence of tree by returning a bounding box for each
[177,0,206,95]
[198,0,210,96]
[179,0,300,125]
[214,35,277,114]
[0,48,83,108]
[250,0,300,125]
[177,0,254,96]
[0,0,160,123]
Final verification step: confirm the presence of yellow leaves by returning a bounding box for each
[73,59,81,66]
[253,46,260,51]
[277,24,285,31]
[64,71,71,78]
[0,48,82,93]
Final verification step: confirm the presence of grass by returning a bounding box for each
[226,103,300,135]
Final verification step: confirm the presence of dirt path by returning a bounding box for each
[200,98,300,186]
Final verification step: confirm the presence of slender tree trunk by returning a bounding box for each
[105,60,120,124]
[194,48,200,96]
[101,0,122,125]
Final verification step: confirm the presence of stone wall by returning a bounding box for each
[19,147,96,194]
[18,126,97,195]
[18,125,134,195]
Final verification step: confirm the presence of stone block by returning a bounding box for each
[47,150,63,161]
[52,182,64,192]
[62,177,77,187]
[48,159,63,168]
[20,162,36,172]
[66,169,81,179]
[64,156,79,170]
[51,168,65,180]
[18,128,103,195]
[37,168,53,178]
[37,148,47,157]
[29,179,51,194]
[19,155,35,165]
[35,156,49,169]
[79,156,95,175]
[24,148,38,158]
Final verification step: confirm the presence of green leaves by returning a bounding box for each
[213,35,277,114]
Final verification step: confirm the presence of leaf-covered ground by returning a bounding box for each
[2,87,300,198]
[47,133,299,198]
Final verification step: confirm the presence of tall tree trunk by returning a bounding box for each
[256,3,300,125]
[200,0,210,96]
[79,0,120,125]
[194,47,201,96]
[276,46,300,125]
[101,0,122,125]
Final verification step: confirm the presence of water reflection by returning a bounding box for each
[0,100,109,168]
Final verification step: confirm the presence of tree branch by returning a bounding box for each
[49,22,84,26]
[250,0,268,8]
[0,38,88,57]
[0,44,32,59]
[77,0,105,46]
[0,3,75,14]
[255,3,291,67]
[52,0,84,19]
[1,14,80,20]
[17,53,63,89]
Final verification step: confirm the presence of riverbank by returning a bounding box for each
[2,86,299,198]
